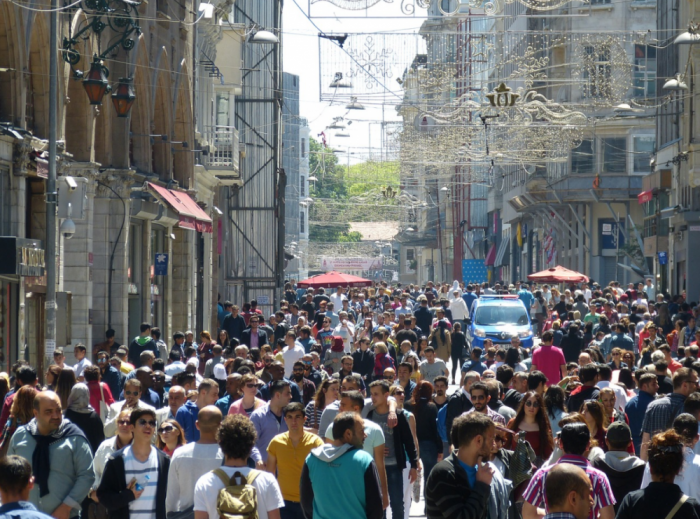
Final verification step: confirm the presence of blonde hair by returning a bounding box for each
[374,342,388,354]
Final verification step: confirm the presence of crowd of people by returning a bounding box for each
[1,278,700,519]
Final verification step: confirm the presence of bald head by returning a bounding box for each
[545,463,592,519]
[196,405,223,435]
[168,385,186,416]
[33,391,63,435]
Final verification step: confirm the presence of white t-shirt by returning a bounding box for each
[166,443,224,514]
[124,446,159,519]
[282,344,306,378]
[73,358,93,379]
[194,466,284,519]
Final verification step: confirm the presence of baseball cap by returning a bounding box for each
[606,422,632,444]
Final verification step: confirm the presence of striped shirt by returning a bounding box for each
[124,446,159,519]
[522,454,615,519]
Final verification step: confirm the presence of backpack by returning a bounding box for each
[437,403,448,442]
[212,468,260,519]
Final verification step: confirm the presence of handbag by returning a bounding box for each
[98,383,109,422]
[86,500,109,519]
[509,430,536,489]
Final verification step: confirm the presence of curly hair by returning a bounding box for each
[510,391,553,455]
[648,430,685,483]
[217,414,257,460]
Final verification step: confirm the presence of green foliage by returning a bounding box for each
[307,138,400,243]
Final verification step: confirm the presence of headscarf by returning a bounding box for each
[66,383,94,414]
[451,280,461,294]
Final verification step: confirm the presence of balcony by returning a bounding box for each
[201,126,240,185]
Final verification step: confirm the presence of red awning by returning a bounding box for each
[485,243,497,266]
[637,190,653,204]
[527,265,589,283]
[146,182,212,233]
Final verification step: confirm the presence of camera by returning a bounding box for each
[65,176,78,192]
[60,218,76,239]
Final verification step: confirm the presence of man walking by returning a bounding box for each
[166,406,225,516]
[541,464,593,519]
[97,408,170,519]
[301,412,383,519]
[104,379,156,437]
[0,456,56,519]
[193,415,284,519]
[420,347,449,384]
[625,373,658,455]
[175,378,220,443]
[9,392,94,518]
[128,323,159,367]
[266,403,324,519]
[367,381,418,519]
[465,382,506,426]
[251,380,293,464]
[531,330,566,384]
[425,413,495,519]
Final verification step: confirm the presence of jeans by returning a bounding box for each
[384,464,404,519]
[419,440,439,489]
[280,500,305,519]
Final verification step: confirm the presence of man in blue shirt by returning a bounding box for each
[0,456,54,519]
[462,284,478,314]
[517,284,535,316]
[461,347,489,378]
[625,373,659,455]
[175,378,220,442]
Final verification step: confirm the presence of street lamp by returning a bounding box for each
[346,97,365,110]
[111,77,136,117]
[329,72,352,89]
[82,57,110,105]
[663,74,688,91]
[675,23,700,44]
[248,27,279,44]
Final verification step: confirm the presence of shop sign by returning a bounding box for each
[0,238,45,276]
[658,251,668,265]
[154,253,168,276]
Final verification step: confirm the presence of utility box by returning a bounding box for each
[57,176,89,219]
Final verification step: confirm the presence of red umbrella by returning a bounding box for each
[297,271,373,289]
[527,265,589,283]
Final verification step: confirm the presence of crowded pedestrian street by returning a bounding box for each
[0,0,696,516]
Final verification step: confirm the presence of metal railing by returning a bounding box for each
[201,126,239,174]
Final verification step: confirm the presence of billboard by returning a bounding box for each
[321,257,383,271]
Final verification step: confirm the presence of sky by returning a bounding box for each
[281,0,426,163]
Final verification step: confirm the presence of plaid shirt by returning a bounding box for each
[641,392,686,436]
[463,405,506,426]
[523,454,615,519]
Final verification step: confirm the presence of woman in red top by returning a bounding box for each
[83,365,114,418]
[197,330,215,375]
[507,391,553,466]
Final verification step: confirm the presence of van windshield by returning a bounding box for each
[474,306,529,326]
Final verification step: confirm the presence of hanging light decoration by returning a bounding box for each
[82,57,110,105]
[111,77,136,117]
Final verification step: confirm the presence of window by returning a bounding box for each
[634,45,656,98]
[300,211,305,234]
[583,46,612,98]
[406,249,415,261]
[301,138,306,158]
[602,137,627,173]
[216,93,230,127]
[571,139,594,174]
[633,136,655,174]
[300,176,305,197]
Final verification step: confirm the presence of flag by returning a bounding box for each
[516,221,523,248]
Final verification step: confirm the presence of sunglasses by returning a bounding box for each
[525,400,540,408]
[245,383,257,389]
[159,425,175,433]
[137,419,157,428]
[97,358,107,363]
[125,391,139,396]
[117,420,131,426]
[394,391,404,396]
[383,375,395,380]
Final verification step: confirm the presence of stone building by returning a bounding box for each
[0,0,239,372]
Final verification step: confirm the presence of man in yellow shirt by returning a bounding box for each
[266,402,324,519]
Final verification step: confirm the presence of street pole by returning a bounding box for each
[45,0,58,370]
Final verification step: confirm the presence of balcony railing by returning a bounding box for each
[201,126,240,178]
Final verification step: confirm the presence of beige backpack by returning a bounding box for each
[212,469,260,519]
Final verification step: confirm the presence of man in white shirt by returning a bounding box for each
[72,344,91,380]
[165,350,187,377]
[194,414,283,519]
[330,287,347,310]
[104,379,156,437]
[333,312,356,353]
[166,406,225,515]
[449,290,469,327]
[282,330,305,379]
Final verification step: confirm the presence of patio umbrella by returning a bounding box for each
[527,265,589,283]
[297,271,373,289]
